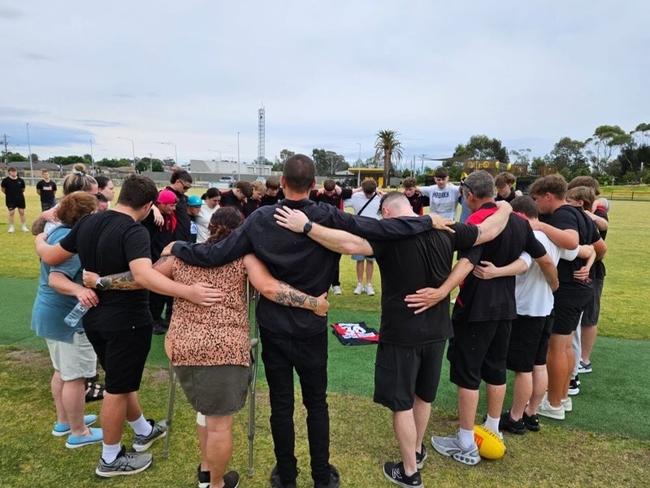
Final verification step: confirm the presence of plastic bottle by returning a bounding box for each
[64,302,88,328]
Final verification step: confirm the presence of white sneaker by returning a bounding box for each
[365,284,375,296]
[7,225,15,233]
[21,224,29,232]
[331,285,342,295]
[561,397,572,412]
[354,283,364,295]
[537,397,565,420]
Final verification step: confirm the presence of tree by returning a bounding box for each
[312,148,348,176]
[374,130,403,187]
[531,156,547,175]
[509,148,531,173]
[631,122,650,147]
[6,151,27,162]
[453,134,509,164]
[585,125,632,173]
[136,157,164,172]
[272,149,295,172]
[548,137,590,178]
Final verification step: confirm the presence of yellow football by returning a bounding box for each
[473,425,506,460]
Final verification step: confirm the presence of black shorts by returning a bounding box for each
[448,319,511,390]
[6,197,25,210]
[581,278,604,327]
[373,340,446,412]
[85,325,152,394]
[507,315,554,372]
[552,287,591,335]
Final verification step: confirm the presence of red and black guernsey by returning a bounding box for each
[453,202,547,324]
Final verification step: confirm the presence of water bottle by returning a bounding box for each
[64,302,88,328]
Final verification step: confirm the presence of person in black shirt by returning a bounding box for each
[166,169,193,241]
[274,191,512,486]
[402,177,428,215]
[221,181,253,216]
[528,175,606,419]
[309,179,353,294]
[431,171,555,465]
[260,175,284,206]
[2,167,28,232]
[495,172,521,203]
[166,154,442,488]
[243,181,264,217]
[36,170,58,211]
[36,175,221,478]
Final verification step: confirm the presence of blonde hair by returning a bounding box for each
[62,163,97,195]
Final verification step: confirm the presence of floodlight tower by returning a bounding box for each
[257,106,265,175]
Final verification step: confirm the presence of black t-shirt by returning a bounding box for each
[1,176,25,203]
[592,207,608,279]
[60,210,153,331]
[496,188,517,202]
[142,210,175,262]
[540,205,601,288]
[453,203,547,323]
[243,198,260,217]
[260,188,284,207]
[171,199,435,337]
[36,179,57,203]
[166,186,191,241]
[369,223,479,345]
[405,192,429,215]
[309,188,353,209]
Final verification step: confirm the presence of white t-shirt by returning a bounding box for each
[344,192,381,220]
[420,183,460,220]
[515,230,579,317]
[195,203,218,243]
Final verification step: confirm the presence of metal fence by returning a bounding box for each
[605,192,650,201]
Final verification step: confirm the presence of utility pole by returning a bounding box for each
[237,131,241,179]
[2,134,8,167]
[26,124,34,181]
[89,139,95,171]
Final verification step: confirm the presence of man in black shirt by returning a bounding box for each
[36,170,57,211]
[528,175,606,418]
[166,155,442,488]
[260,175,284,207]
[495,172,521,203]
[431,171,555,466]
[36,175,220,478]
[274,191,512,487]
[402,177,428,215]
[166,169,193,241]
[1,167,28,232]
[221,181,253,216]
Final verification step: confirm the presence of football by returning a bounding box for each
[473,425,506,460]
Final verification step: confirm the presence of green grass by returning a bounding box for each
[1,188,650,487]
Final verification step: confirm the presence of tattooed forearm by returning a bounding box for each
[274,282,318,311]
[99,271,140,290]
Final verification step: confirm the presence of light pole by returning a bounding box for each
[357,142,361,164]
[117,137,136,168]
[237,132,241,179]
[157,141,178,166]
[25,123,34,181]
[89,138,95,171]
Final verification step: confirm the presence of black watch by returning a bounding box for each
[303,221,313,234]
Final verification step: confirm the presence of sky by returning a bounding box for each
[1,0,648,165]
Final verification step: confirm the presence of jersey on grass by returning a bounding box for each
[369,223,478,345]
[453,203,547,323]
[60,210,153,331]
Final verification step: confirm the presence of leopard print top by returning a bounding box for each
[165,257,250,367]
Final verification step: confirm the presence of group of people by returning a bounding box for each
[26,155,609,488]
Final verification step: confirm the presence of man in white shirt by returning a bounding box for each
[418,168,460,220]
[344,178,381,295]
[472,195,594,432]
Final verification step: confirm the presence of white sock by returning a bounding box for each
[458,428,475,448]
[484,415,500,434]
[129,414,153,436]
[102,442,122,464]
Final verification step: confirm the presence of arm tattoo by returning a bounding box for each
[100,271,139,290]
[274,282,318,311]
[474,225,482,245]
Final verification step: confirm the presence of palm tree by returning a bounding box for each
[374,130,403,187]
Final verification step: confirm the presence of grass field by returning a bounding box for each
[0,188,649,487]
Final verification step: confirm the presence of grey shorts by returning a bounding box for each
[352,254,375,262]
[581,278,604,327]
[175,365,250,417]
[46,332,97,381]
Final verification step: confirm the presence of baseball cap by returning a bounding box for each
[157,189,178,204]
[187,195,202,207]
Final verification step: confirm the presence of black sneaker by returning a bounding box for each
[499,411,526,435]
[568,376,580,396]
[416,443,427,469]
[223,470,240,488]
[197,464,210,488]
[383,461,423,488]
[523,412,540,432]
[270,465,296,488]
[315,464,340,488]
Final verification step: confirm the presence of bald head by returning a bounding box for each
[379,191,415,218]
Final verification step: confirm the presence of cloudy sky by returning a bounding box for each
[1,0,648,165]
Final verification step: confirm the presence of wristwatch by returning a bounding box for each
[303,221,313,234]
[95,278,107,291]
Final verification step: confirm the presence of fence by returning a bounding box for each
[605,192,650,201]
